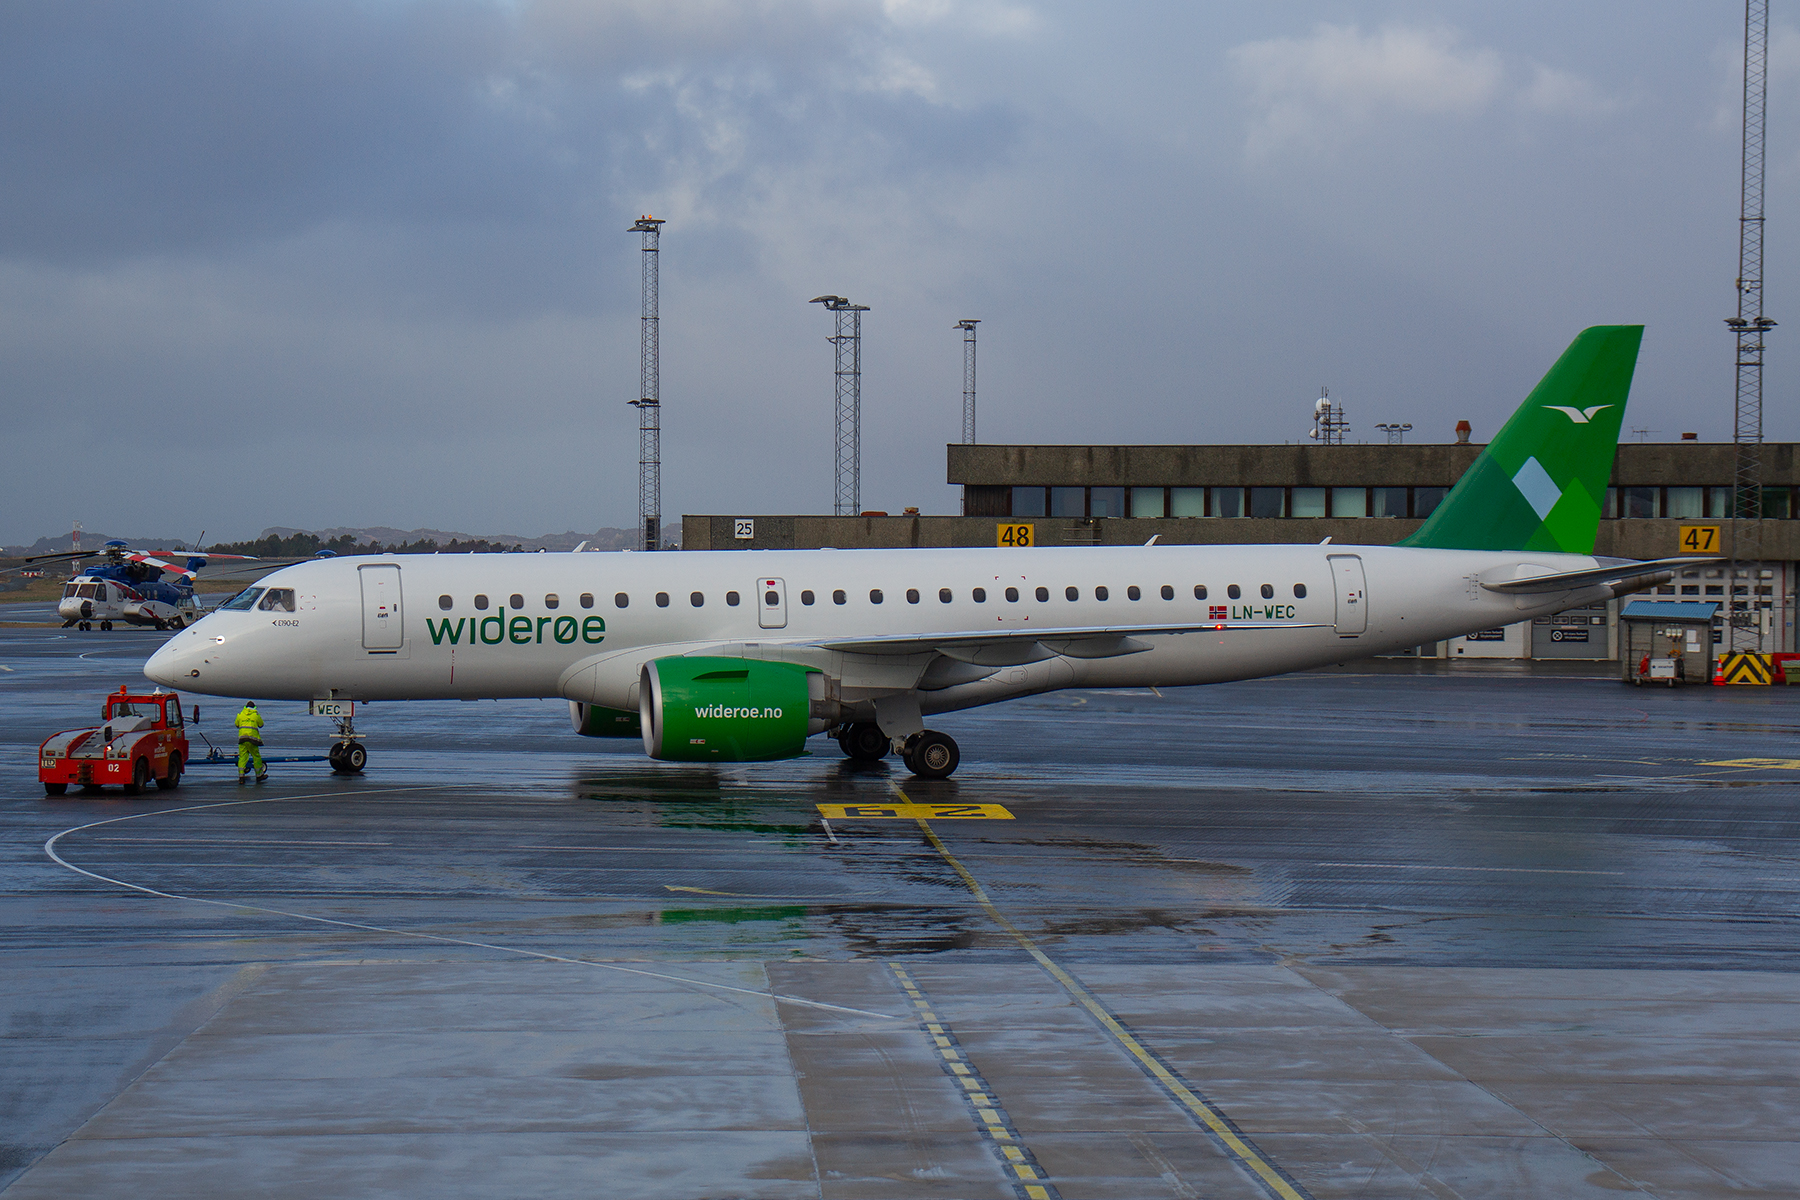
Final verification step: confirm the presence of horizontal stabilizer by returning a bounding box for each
[1480,557,1721,595]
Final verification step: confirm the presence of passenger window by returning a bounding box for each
[833,590,847,605]
[510,593,524,609]
[1064,586,1078,601]
[614,593,628,608]
[870,589,883,604]
[581,593,594,608]
[1127,585,1141,601]
[1293,583,1307,599]
[545,594,559,609]
[656,592,670,607]
[939,588,952,603]
[1006,587,1020,602]
[1095,586,1109,601]
[906,589,920,604]
[1260,584,1274,599]
[1191,585,1204,600]
[1227,585,1241,600]
[727,591,741,606]
[801,590,815,605]
[1036,587,1050,602]
[691,592,704,607]
[973,588,987,602]
[438,595,453,610]
[475,594,490,610]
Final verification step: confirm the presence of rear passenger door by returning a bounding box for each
[757,578,787,629]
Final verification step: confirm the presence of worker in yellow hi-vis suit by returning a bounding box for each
[234,700,266,783]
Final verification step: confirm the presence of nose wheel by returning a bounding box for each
[327,742,367,774]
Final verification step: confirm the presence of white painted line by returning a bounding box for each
[96,837,394,846]
[1318,862,1625,877]
[821,818,839,845]
[45,789,896,1021]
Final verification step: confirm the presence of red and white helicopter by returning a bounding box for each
[24,540,259,631]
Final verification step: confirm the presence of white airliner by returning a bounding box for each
[145,326,1696,778]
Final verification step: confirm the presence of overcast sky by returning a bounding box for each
[3,1,1795,544]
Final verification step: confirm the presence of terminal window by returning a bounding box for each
[1413,487,1447,517]
[1050,487,1085,517]
[1370,488,1407,518]
[1011,486,1046,517]
[1330,487,1366,517]
[1212,487,1245,518]
[1170,488,1205,518]
[1089,487,1126,518]
[1249,488,1285,519]
[1290,487,1326,518]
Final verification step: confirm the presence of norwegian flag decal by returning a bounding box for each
[1209,606,1228,620]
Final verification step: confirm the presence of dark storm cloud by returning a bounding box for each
[0,1,1018,280]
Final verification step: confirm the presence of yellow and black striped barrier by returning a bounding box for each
[1717,653,1774,686]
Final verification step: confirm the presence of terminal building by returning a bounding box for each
[684,437,1800,659]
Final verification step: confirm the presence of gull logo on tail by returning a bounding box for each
[1545,404,1612,424]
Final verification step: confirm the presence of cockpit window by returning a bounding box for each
[62,584,77,598]
[257,588,296,612]
[77,583,99,599]
[220,587,265,611]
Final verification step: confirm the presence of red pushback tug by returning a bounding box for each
[39,687,188,796]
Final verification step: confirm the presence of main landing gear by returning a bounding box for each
[834,721,960,779]
[325,708,367,775]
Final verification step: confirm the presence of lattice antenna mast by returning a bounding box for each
[629,216,665,552]
[1309,388,1347,445]
[956,319,980,444]
[811,295,869,516]
[1727,0,1776,649]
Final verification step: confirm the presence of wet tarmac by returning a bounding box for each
[2,614,1798,1198]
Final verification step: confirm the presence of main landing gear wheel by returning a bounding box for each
[837,722,890,761]
[328,743,367,775]
[901,730,960,780]
[100,621,113,631]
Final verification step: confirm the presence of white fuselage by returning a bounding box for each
[144,545,1611,726]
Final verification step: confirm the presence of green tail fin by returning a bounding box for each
[1399,325,1642,553]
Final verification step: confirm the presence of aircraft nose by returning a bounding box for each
[144,630,217,690]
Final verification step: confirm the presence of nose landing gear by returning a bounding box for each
[325,708,367,774]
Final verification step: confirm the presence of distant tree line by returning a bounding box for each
[205,533,529,557]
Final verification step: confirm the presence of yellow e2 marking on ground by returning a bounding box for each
[996,523,1034,547]
[1679,524,1721,553]
[896,787,1314,1200]
[817,802,1013,820]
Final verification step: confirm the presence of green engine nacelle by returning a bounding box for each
[569,700,642,739]
[640,657,825,762]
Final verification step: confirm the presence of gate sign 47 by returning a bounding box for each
[1679,525,1720,553]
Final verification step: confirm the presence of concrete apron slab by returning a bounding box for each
[8,958,1795,1199]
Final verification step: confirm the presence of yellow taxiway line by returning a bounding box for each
[898,786,1311,1200]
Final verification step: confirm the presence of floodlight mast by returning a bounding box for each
[1728,0,1776,650]
[629,216,665,552]
[956,319,980,444]
[811,295,869,516]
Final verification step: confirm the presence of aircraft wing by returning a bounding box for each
[811,621,1335,664]
[1479,556,1721,595]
